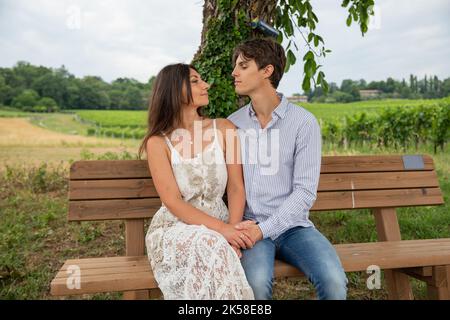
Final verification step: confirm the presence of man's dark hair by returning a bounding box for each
[233,38,286,89]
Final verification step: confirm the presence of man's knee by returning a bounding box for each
[240,238,276,299]
[315,269,348,300]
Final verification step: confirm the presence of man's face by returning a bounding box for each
[232,54,267,96]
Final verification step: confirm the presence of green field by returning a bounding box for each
[3,97,447,139]
[75,110,147,128]
[301,97,448,121]
[72,97,449,128]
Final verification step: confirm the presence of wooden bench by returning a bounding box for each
[50,155,450,300]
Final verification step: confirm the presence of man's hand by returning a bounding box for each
[234,221,263,244]
[219,223,254,249]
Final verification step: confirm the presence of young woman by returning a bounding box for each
[138,63,254,299]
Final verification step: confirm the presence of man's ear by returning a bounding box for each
[263,64,274,79]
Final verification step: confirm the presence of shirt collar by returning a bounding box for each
[248,92,288,119]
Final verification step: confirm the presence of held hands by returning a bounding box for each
[234,221,263,244]
[219,222,255,250]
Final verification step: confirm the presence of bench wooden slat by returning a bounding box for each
[63,255,148,266]
[317,171,439,191]
[51,271,158,295]
[321,155,434,173]
[60,258,149,271]
[68,198,161,221]
[311,187,443,211]
[68,171,440,201]
[55,265,151,279]
[68,187,443,221]
[70,179,159,200]
[71,160,150,180]
[50,239,450,296]
[69,155,435,180]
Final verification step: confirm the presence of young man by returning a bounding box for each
[227,38,348,300]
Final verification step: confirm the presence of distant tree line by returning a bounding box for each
[0,61,155,112]
[304,75,450,103]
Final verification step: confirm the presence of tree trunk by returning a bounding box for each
[193,0,278,62]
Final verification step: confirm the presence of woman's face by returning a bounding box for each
[184,68,210,107]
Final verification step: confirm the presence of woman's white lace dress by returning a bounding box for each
[145,120,254,300]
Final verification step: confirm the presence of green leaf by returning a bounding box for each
[317,71,324,84]
[302,76,311,92]
[346,14,352,26]
[308,32,314,43]
[287,50,296,66]
[286,40,292,50]
[277,31,284,43]
[284,60,291,73]
[304,59,314,78]
[286,19,294,36]
[322,79,329,93]
[303,50,314,62]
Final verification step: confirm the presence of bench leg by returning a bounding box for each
[384,270,414,300]
[427,265,450,300]
[372,208,413,300]
[123,290,150,300]
[124,219,149,300]
[149,288,163,299]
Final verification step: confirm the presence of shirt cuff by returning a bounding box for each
[257,220,277,240]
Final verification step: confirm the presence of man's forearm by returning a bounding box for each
[257,186,316,239]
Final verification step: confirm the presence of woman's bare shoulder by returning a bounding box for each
[215,118,237,130]
[146,135,169,156]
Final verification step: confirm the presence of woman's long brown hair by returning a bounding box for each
[138,63,201,159]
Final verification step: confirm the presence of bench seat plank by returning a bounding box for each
[51,239,450,296]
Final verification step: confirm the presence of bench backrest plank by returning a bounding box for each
[68,155,444,221]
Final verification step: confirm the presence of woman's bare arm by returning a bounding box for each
[146,135,248,248]
[218,119,246,225]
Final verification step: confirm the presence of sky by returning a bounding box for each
[1,0,449,96]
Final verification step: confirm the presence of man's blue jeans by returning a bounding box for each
[241,226,348,300]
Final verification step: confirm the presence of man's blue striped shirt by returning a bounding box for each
[227,93,321,240]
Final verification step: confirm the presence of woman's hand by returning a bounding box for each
[231,244,242,258]
[235,221,263,244]
[219,223,254,249]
